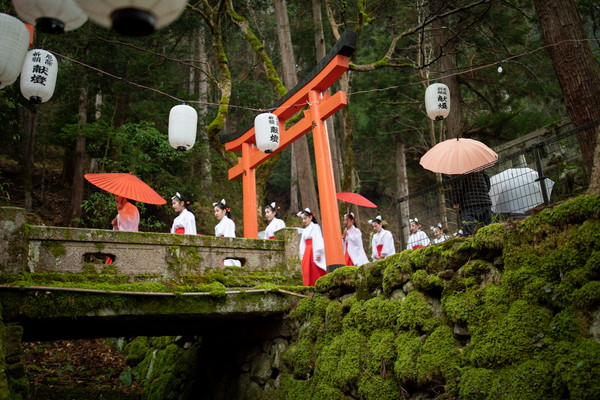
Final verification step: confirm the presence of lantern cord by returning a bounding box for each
[51,50,312,113]
[349,37,600,96]
[51,37,598,112]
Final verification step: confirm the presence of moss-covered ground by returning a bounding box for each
[279,195,600,399]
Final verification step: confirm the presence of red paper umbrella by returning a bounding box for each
[336,192,377,208]
[419,138,498,175]
[84,173,166,205]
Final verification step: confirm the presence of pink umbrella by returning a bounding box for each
[419,138,498,175]
[336,192,377,208]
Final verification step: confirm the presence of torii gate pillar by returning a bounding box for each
[221,31,357,272]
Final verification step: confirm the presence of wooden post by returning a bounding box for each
[241,142,258,238]
[309,90,344,268]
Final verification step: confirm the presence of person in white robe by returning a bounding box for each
[264,202,286,239]
[170,192,196,235]
[298,208,326,286]
[213,199,242,266]
[342,212,370,266]
[431,223,450,244]
[369,215,396,261]
[406,217,431,249]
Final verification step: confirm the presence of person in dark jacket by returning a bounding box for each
[450,170,492,236]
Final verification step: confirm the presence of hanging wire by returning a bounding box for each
[51,38,599,113]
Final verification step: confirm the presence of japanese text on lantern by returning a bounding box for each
[268,115,279,143]
[437,86,448,110]
[29,51,54,86]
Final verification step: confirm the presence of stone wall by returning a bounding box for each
[0,207,301,281]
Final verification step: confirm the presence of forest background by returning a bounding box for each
[0,0,599,244]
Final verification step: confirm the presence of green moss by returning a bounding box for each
[357,374,400,400]
[416,325,460,387]
[441,287,481,324]
[282,335,316,379]
[364,329,397,377]
[458,366,495,400]
[411,269,444,293]
[314,329,367,392]
[551,339,600,399]
[393,331,421,384]
[311,383,344,400]
[467,300,552,368]
[397,291,436,332]
[356,261,386,300]
[572,281,600,308]
[41,241,66,258]
[471,222,507,252]
[278,375,311,399]
[315,265,358,295]
[123,337,151,366]
[324,301,343,337]
[487,359,555,400]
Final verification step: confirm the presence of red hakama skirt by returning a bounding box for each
[302,239,326,286]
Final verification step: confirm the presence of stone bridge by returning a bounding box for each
[0,206,305,341]
[0,206,307,398]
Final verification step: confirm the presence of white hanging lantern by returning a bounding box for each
[74,0,187,36]
[20,49,58,104]
[13,0,87,34]
[0,14,30,89]
[0,77,17,90]
[425,83,450,121]
[169,104,197,152]
[254,113,280,153]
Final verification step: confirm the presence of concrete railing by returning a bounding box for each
[0,207,301,280]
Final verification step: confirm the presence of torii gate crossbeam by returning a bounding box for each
[221,31,357,271]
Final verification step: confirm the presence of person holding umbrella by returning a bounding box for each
[298,208,326,286]
[171,192,197,235]
[450,170,493,236]
[111,196,139,232]
[407,218,431,250]
[84,172,166,233]
[264,202,286,239]
[369,215,395,261]
[342,212,370,266]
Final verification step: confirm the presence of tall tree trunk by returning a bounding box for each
[197,24,212,188]
[431,0,462,139]
[274,0,320,215]
[396,136,410,251]
[532,0,600,175]
[68,87,88,226]
[312,0,342,193]
[21,107,37,212]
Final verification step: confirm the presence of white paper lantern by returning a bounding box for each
[13,0,87,34]
[255,113,280,153]
[0,77,17,90]
[0,14,30,89]
[20,49,58,103]
[74,0,187,36]
[169,104,197,152]
[425,83,450,121]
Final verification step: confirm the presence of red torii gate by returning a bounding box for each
[221,31,357,271]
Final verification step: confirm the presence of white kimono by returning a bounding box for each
[407,230,431,250]
[371,228,396,260]
[343,225,370,266]
[265,217,286,239]
[433,235,450,244]
[299,222,326,271]
[171,209,196,235]
[215,216,241,266]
